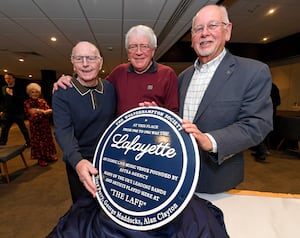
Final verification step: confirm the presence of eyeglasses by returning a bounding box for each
[71,55,101,63]
[192,21,228,34]
[127,44,152,52]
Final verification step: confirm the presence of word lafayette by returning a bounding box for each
[111,134,176,160]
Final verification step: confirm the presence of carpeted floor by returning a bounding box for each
[0,123,299,238]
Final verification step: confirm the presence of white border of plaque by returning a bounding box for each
[93,106,200,230]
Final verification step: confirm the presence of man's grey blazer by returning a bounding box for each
[178,51,273,193]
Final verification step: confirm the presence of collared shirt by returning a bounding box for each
[183,49,226,122]
[52,77,116,169]
[127,61,157,73]
[183,49,226,153]
[71,77,103,110]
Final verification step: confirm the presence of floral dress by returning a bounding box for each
[24,98,57,161]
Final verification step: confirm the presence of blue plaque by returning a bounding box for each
[93,106,200,231]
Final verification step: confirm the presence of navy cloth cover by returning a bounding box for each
[47,193,229,238]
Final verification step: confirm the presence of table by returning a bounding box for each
[197,190,300,238]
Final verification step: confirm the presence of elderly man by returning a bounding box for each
[180,5,273,193]
[49,27,229,238]
[52,41,116,203]
[55,25,178,116]
[107,24,178,115]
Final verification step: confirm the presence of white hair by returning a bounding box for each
[26,83,41,95]
[125,25,157,49]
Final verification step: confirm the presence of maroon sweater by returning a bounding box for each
[106,62,179,116]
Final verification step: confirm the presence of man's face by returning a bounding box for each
[127,35,155,72]
[4,74,15,87]
[191,5,232,64]
[72,42,102,83]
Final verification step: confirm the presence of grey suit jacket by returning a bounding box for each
[178,51,273,193]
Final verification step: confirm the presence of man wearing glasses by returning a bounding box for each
[107,25,178,116]
[52,41,116,203]
[180,5,273,194]
[49,33,229,238]
[55,25,179,117]
[53,26,179,202]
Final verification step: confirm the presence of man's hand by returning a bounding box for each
[75,159,98,197]
[6,88,13,96]
[138,101,158,107]
[181,119,213,151]
[52,75,72,93]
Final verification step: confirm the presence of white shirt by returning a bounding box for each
[183,49,226,152]
[183,49,226,121]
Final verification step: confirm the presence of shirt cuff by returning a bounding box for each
[205,133,217,153]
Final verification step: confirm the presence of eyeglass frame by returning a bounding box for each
[127,43,153,53]
[71,55,101,63]
[192,21,229,34]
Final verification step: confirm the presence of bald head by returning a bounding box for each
[70,41,103,87]
[192,5,229,29]
[71,41,101,59]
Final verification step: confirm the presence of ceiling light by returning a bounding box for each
[18,58,24,62]
[28,74,32,78]
[3,69,8,72]
[51,37,57,42]
[262,37,269,42]
[267,8,276,15]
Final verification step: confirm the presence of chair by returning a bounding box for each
[0,145,28,183]
[276,116,300,152]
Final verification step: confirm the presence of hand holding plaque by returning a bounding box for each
[93,106,200,230]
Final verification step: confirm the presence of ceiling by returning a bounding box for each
[1,0,300,80]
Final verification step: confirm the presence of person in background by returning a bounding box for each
[179,4,273,193]
[52,41,116,203]
[0,73,30,147]
[54,25,179,116]
[251,82,281,161]
[250,140,269,162]
[270,82,281,125]
[269,82,281,147]
[24,83,57,167]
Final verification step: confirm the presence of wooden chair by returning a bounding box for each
[0,145,28,183]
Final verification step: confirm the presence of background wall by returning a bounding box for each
[270,60,300,111]
[162,32,300,113]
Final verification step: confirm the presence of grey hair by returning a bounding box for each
[125,25,157,49]
[26,83,41,95]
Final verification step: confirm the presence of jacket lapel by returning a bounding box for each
[193,53,235,122]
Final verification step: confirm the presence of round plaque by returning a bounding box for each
[93,106,200,231]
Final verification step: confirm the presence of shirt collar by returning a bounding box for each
[127,61,158,73]
[194,48,227,71]
[71,76,103,96]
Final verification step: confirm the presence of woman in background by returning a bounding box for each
[24,83,57,167]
